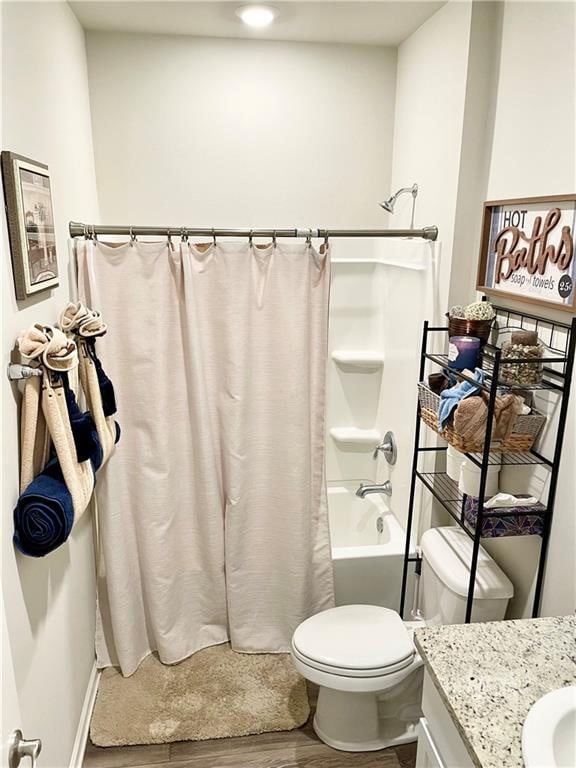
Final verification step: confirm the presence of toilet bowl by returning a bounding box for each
[291,526,514,752]
[292,604,425,751]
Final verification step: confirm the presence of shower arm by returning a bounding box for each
[400,187,418,230]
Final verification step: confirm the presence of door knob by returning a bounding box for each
[8,730,42,768]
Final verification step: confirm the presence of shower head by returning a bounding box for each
[379,183,419,229]
[379,183,418,214]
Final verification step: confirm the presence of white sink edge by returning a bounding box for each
[522,685,576,768]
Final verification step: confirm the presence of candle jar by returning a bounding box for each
[500,330,544,386]
[448,336,481,370]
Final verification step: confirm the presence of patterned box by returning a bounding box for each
[464,495,546,538]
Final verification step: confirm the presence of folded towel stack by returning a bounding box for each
[454,392,520,444]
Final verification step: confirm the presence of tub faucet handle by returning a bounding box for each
[372,444,383,460]
[372,431,397,465]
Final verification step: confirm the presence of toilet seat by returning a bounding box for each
[291,644,415,677]
[292,604,415,678]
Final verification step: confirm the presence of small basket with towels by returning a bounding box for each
[417,379,546,453]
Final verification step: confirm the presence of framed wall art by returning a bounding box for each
[477,194,576,313]
[1,151,59,300]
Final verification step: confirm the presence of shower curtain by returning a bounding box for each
[76,238,334,676]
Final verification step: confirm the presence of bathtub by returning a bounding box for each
[327,484,415,611]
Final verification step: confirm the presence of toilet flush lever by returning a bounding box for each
[8,730,42,768]
[372,431,397,465]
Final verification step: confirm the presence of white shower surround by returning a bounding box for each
[324,239,436,610]
[327,240,438,528]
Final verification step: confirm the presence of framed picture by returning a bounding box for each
[477,194,576,313]
[1,151,59,300]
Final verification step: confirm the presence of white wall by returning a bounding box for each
[85,32,396,228]
[390,0,473,311]
[1,3,100,766]
[390,0,575,619]
[487,2,575,198]
[386,1,475,538]
[478,1,576,618]
[85,30,398,507]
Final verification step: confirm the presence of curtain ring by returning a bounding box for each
[180,227,188,243]
[249,229,253,247]
[306,228,312,246]
[324,230,330,250]
[90,224,97,242]
[130,225,137,246]
[272,230,277,249]
[83,224,88,240]
[212,228,217,247]
[167,228,174,250]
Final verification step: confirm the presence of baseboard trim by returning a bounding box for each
[69,661,100,768]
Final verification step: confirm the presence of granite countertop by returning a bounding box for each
[414,616,576,768]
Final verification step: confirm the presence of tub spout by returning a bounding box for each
[356,481,392,498]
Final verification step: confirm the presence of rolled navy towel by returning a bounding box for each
[62,375,104,471]
[85,338,118,419]
[13,458,75,557]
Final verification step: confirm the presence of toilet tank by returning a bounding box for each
[420,527,513,624]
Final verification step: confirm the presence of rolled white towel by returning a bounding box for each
[17,324,95,519]
[60,302,117,466]
[60,301,107,338]
[18,324,77,372]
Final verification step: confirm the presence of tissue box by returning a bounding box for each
[464,495,546,538]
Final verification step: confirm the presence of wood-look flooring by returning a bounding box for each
[83,684,417,768]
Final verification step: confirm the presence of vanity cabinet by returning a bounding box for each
[415,717,445,768]
[415,672,474,768]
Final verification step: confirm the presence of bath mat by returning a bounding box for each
[90,643,309,747]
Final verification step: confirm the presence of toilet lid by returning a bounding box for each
[292,605,414,677]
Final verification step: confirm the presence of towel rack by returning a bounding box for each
[7,364,43,381]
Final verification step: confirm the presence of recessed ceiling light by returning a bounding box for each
[236,5,278,29]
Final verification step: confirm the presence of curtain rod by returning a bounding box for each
[69,221,438,242]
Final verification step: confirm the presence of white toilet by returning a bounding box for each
[291,526,513,752]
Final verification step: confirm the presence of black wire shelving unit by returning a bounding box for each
[400,302,576,623]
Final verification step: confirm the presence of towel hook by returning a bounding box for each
[7,363,43,381]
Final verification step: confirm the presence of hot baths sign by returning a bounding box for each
[477,194,576,312]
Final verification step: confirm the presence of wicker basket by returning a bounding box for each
[417,382,545,453]
[446,314,494,345]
